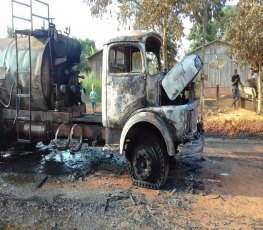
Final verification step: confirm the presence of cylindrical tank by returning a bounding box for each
[0,32,81,110]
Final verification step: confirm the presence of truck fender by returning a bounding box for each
[119,111,176,156]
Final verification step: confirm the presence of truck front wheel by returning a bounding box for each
[127,133,169,189]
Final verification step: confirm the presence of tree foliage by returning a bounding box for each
[83,0,205,69]
[76,38,97,74]
[189,0,226,25]
[188,3,235,51]
[6,26,14,38]
[127,0,184,69]
[227,1,263,114]
[214,5,236,40]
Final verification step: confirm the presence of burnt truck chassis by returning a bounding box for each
[0,107,105,151]
[0,9,204,188]
[0,89,204,190]
[0,102,204,190]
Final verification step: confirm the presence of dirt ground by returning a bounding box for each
[203,96,263,137]
[0,97,262,229]
[0,138,262,229]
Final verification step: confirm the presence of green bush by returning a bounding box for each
[81,72,102,103]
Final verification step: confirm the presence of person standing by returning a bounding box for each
[247,68,258,97]
[90,84,97,114]
[231,69,243,108]
[80,82,87,113]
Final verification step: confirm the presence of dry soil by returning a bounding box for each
[0,97,262,229]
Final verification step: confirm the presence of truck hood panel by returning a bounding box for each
[162,54,203,100]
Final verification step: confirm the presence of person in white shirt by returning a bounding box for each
[247,68,258,97]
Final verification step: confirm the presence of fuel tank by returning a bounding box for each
[0,31,81,110]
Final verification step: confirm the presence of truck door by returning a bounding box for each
[106,43,146,128]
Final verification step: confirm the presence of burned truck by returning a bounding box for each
[0,1,203,189]
[102,31,204,188]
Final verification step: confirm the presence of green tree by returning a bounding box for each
[6,26,14,38]
[188,4,235,51]
[76,38,97,74]
[227,1,263,114]
[187,0,227,114]
[83,0,203,69]
[214,5,236,40]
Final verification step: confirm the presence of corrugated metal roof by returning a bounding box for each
[87,49,103,60]
[187,40,231,55]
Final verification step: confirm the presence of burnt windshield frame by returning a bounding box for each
[108,43,143,75]
[145,36,162,76]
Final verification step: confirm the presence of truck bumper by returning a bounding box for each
[177,130,204,160]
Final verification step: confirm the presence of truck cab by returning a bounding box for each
[101,31,204,189]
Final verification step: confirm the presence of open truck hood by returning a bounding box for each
[162,54,203,100]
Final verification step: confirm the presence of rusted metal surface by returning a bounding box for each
[0,37,49,110]
[71,113,102,124]
[1,108,82,123]
[105,62,147,128]
[146,74,163,106]
[0,32,81,111]
[177,133,204,159]
[119,111,176,156]
[105,30,162,45]
[160,102,198,140]
[23,123,48,139]
[103,31,163,129]
[119,99,200,157]
[101,31,203,161]
[82,125,105,141]
[1,119,105,145]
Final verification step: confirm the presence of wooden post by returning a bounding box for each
[257,61,262,114]
[216,85,219,100]
[200,0,207,120]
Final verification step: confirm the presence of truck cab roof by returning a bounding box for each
[105,30,162,45]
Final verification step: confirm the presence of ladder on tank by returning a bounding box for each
[14,30,32,143]
[11,0,50,143]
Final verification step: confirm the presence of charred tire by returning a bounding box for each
[127,133,169,189]
[42,139,51,146]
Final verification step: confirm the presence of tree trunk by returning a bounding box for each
[257,61,262,114]
[200,0,207,119]
[162,16,168,71]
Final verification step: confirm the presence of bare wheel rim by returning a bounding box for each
[54,123,71,150]
[132,143,158,181]
[69,124,83,152]
[127,132,169,188]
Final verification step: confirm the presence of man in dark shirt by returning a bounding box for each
[231,69,243,108]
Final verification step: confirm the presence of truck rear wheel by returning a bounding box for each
[127,133,169,189]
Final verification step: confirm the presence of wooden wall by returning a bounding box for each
[193,41,250,87]
[88,50,103,79]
